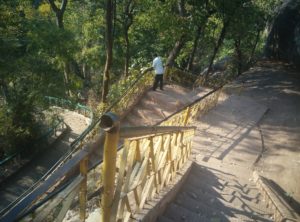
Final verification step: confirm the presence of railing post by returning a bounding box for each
[79,156,88,221]
[183,106,191,126]
[99,112,120,222]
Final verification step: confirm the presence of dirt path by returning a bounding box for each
[225,62,300,209]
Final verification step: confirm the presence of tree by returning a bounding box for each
[186,0,217,71]
[0,0,63,155]
[47,0,68,29]
[119,0,135,77]
[102,0,114,103]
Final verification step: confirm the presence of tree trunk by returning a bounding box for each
[56,11,64,29]
[48,0,67,29]
[234,37,242,75]
[64,62,72,96]
[82,63,91,83]
[123,0,134,77]
[102,0,114,103]
[204,20,229,82]
[186,26,202,71]
[0,79,9,103]
[166,34,186,67]
[165,0,187,68]
[248,28,261,64]
[48,0,69,95]
[124,31,130,77]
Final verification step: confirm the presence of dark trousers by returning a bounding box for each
[153,74,163,90]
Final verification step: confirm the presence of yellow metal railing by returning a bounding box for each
[99,86,222,221]
[111,128,195,221]
[99,112,196,222]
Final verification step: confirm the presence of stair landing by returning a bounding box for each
[121,84,210,126]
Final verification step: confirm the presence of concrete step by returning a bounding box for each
[164,84,191,95]
[132,108,163,125]
[147,91,185,111]
[163,203,211,222]
[183,182,272,218]
[123,113,146,126]
[175,192,244,221]
[185,175,262,205]
[192,154,256,182]
[160,88,193,105]
[253,171,300,222]
[156,215,174,222]
[186,87,211,101]
[139,97,175,118]
[185,165,273,215]
[175,192,272,222]
[188,166,261,198]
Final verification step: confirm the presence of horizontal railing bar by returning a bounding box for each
[119,126,196,138]
[0,148,89,222]
[18,175,84,221]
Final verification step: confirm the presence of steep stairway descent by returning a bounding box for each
[0,110,90,213]
[121,84,210,126]
[89,84,211,171]
[157,94,289,221]
[159,162,273,222]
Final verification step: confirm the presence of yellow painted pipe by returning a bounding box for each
[101,130,119,222]
[100,112,120,222]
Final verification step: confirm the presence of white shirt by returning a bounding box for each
[152,57,164,75]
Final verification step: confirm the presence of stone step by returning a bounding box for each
[160,89,193,105]
[185,166,273,214]
[147,91,185,111]
[132,108,164,125]
[185,175,262,205]
[139,97,174,117]
[164,84,191,95]
[175,192,273,222]
[175,192,248,221]
[253,171,300,222]
[183,181,272,218]
[141,104,172,119]
[192,155,256,182]
[186,87,211,101]
[163,203,211,222]
[156,215,174,222]
[123,113,146,126]
[187,167,260,198]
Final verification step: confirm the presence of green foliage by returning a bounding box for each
[0,77,43,157]
[0,0,285,157]
[107,69,141,103]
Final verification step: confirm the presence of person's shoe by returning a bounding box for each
[160,88,164,91]
[153,88,156,91]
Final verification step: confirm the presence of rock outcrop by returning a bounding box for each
[264,0,300,69]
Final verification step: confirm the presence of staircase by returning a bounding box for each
[0,110,90,213]
[121,84,210,126]
[158,163,273,222]
[151,92,300,222]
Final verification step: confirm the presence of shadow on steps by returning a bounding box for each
[159,163,273,222]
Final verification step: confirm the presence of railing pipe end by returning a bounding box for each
[100,112,120,132]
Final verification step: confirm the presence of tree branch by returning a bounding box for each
[47,0,59,14]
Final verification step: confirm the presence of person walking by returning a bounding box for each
[152,54,164,91]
